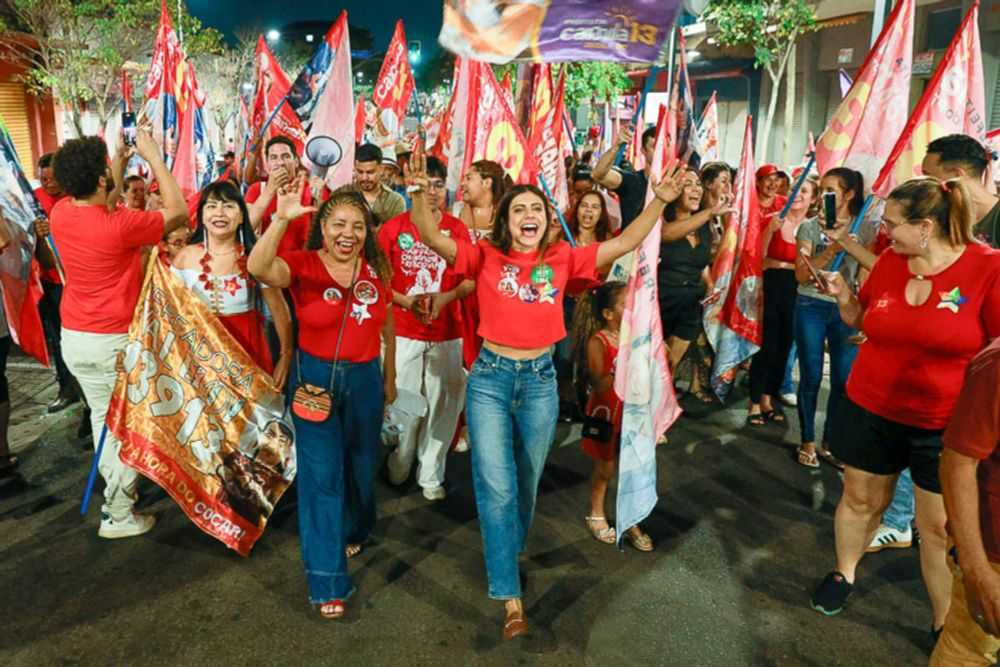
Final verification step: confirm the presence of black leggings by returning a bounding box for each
[0,335,10,403]
[748,269,797,404]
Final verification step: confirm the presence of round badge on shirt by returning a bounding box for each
[398,233,415,250]
[519,283,539,303]
[530,264,553,285]
[323,287,344,304]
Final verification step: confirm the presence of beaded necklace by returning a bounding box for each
[198,239,253,313]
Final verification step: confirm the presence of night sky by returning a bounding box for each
[186,0,443,56]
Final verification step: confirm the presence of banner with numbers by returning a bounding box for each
[106,257,295,556]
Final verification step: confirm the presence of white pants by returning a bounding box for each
[387,337,465,489]
[61,328,138,520]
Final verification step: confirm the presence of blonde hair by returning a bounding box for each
[888,177,976,247]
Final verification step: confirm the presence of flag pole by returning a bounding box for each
[829,193,875,271]
[777,152,816,220]
[248,96,289,154]
[538,174,576,248]
[80,425,108,515]
[613,65,661,167]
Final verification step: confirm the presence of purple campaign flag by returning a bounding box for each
[438,0,682,64]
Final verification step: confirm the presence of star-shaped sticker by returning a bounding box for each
[351,302,372,324]
[937,287,968,314]
[538,282,559,305]
[223,277,240,297]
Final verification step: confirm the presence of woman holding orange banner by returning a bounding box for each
[248,177,397,621]
[408,145,684,641]
[172,180,292,387]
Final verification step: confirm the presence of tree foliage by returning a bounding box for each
[562,62,632,110]
[1,0,222,137]
[705,0,817,161]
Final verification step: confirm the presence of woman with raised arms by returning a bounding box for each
[406,146,684,641]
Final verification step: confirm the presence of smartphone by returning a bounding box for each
[122,111,137,146]
[823,191,837,230]
[799,247,828,291]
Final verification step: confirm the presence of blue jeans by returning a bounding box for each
[466,348,558,600]
[883,468,915,532]
[292,352,383,604]
[781,342,797,396]
[794,295,858,444]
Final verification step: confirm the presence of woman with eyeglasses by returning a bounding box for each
[808,178,1000,640]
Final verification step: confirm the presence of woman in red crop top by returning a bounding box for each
[407,147,685,640]
[747,175,817,427]
[809,178,1000,632]
[248,178,397,620]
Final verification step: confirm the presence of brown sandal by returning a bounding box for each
[318,599,345,619]
[502,609,529,640]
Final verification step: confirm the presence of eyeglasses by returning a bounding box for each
[427,180,446,191]
[881,217,913,231]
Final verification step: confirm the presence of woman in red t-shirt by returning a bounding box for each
[809,178,1000,633]
[247,178,397,620]
[408,148,685,640]
[172,181,292,386]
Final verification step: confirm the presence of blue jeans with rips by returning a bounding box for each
[794,294,858,444]
[466,347,559,600]
[292,351,383,604]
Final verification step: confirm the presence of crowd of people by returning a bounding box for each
[5,117,1000,661]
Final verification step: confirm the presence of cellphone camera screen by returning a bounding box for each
[122,112,137,147]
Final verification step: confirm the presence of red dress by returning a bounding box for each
[581,331,622,462]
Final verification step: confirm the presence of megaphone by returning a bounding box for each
[305,135,343,181]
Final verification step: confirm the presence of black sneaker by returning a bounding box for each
[810,571,854,616]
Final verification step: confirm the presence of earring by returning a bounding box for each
[919,235,928,250]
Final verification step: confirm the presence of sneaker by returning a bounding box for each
[98,511,156,539]
[422,486,446,501]
[454,435,470,453]
[780,392,798,407]
[810,571,854,616]
[866,524,912,552]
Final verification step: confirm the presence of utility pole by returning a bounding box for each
[870,0,892,47]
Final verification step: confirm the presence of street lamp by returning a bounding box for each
[356,72,364,81]
[266,29,280,42]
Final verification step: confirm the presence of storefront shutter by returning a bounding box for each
[0,82,35,180]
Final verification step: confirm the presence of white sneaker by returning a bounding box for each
[454,435,469,453]
[98,511,156,539]
[422,486,446,501]
[866,524,912,552]
[780,393,798,407]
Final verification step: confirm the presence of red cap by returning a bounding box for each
[756,164,779,180]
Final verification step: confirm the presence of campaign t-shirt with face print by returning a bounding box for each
[453,238,600,349]
[848,242,1000,429]
[283,251,389,363]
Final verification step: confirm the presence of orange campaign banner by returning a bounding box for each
[873,1,986,199]
[815,0,914,186]
[107,258,296,556]
[462,60,535,185]
[372,20,416,134]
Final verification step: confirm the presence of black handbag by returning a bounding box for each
[582,405,615,443]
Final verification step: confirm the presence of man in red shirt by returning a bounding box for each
[756,164,788,228]
[32,154,80,415]
[50,130,188,539]
[245,136,312,255]
[935,338,1000,665]
[379,156,472,500]
[122,175,147,211]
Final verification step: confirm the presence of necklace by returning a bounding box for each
[199,242,252,312]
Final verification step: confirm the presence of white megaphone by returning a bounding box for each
[305,135,344,182]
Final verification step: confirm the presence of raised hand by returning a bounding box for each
[275,174,317,222]
[403,144,430,197]
[652,162,687,204]
[616,123,635,149]
[133,129,159,163]
[711,192,736,217]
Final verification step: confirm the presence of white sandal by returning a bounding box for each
[585,516,617,544]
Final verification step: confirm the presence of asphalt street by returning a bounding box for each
[1,352,937,666]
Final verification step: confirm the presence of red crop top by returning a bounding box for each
[454,239,600,349]
[766,227,798,263]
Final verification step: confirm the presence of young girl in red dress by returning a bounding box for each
[572,281,654,552]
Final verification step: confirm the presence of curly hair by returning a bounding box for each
[52,137,108,198]
[305,191,392,287]
[570,281,627,400]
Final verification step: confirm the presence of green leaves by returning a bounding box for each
[562,62,632,109]
[705,0,816,73]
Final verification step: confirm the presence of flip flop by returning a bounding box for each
[747,413,765,427]
[797,446,820,468]
[346,543,364,558]
[762,409,786,423]
[318,599,345,619]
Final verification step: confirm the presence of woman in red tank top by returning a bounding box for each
[747,176,818,426]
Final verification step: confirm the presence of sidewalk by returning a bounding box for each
[7,349,87,456]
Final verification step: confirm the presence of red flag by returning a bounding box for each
[372,20,415,133]
[696,91,719,162]
[528,66,569,211]
[626,93,647,172]
[288,12,355,191]
[251,36,307,156]
[143,0,185,170]
[171,60,199,196]
[816,0,914,186]
[704,115,762,396]
[873,1,986,198]
[121,70,132,113]
[462,61,534,186]
[355,89,367,144]
[500,71,515,110]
